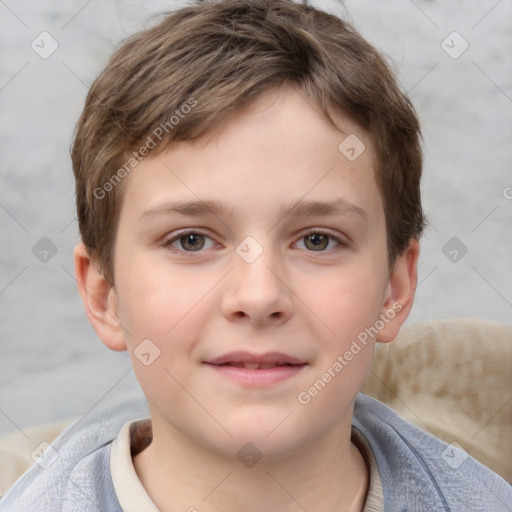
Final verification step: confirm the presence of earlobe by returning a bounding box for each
[73,243,127,351]
[377,239,420,343]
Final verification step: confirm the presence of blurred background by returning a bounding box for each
[0,0,511,438]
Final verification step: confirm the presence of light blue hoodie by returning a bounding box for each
[1,394,510,511]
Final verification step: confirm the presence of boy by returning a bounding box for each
[1,0,510,510]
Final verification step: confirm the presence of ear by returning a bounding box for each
[377,238,420,343]
[73,243,127,351]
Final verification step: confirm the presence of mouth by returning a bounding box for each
[205,351,306,368]
[217,362,301,370]
[204,351,307,386]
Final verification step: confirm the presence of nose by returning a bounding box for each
[220,244,293,326]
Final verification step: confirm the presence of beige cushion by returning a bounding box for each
[363,317,512,483]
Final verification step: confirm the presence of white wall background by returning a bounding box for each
[0,0,511,438]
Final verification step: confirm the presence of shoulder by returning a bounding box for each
[353,393,512,512]
[0,395,148,512]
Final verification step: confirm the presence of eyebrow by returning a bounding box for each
[279,198,368,222]
[138,198,369,223]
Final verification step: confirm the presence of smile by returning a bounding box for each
[204,352,307,386]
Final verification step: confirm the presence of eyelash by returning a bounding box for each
[162,228,347,255]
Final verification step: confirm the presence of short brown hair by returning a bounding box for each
[72,0,424,285]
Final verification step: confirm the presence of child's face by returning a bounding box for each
[84,87,417,458]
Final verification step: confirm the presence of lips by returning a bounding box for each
[205,351,306,368]
[204,351,307,386]
[223,362,294,369]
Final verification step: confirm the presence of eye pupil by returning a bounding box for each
[305,233,329,251]
[181,233,204,251]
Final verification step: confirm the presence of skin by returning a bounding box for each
[75,86,419,511]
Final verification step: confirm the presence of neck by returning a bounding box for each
[133,415,368,512]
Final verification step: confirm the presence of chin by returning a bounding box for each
[210,409,318,462]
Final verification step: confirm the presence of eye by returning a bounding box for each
[164,230,216,252]
[295,230,345,252]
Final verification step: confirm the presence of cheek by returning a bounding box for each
[297,264,385,391]
[115,262,212,406]
[295,269,381,420]
[115,252,198,339]
[114,253,220,385]
[303,264,386,338]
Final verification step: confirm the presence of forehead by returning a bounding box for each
[119,87,383,227]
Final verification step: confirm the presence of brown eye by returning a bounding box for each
[179,233,205,251]
[303,233,330,251]
[164,230,216,254]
